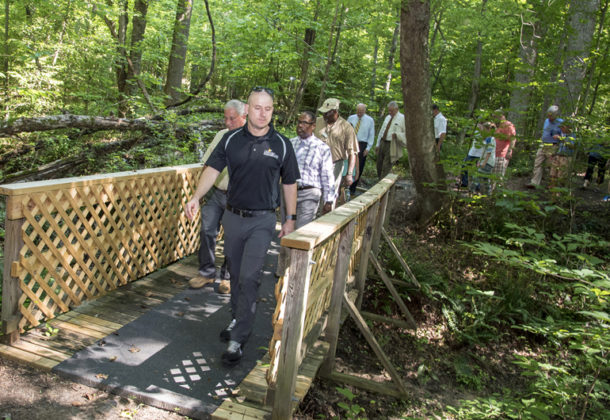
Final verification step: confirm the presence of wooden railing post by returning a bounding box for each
[272,247,313,420]
[370,185,391,257]
[355,202,379,310]
[321,219,356,373]
[2,196,24,344]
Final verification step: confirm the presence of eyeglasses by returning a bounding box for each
[251,86,274,99]
[297,120,314,125]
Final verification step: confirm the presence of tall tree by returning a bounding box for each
[400,0,445,223]
[457,0,488,146]
[508,9,539,139]
[317,0,342,109]
[286,0,320,124]
[3,0,8,102]
[164,0,194,105]
[559,0,600,115]
[384,10,399,92]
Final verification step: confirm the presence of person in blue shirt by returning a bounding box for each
[527,105,563,188]
[347,103,375,197]
[549,120,575,188]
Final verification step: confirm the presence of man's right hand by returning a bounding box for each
[185,198,200,221]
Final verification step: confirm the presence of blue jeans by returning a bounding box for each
[460,155,479,187]
[198,187,229,279]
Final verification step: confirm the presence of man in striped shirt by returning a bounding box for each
[291,111,336,222]
[276,111,335,277]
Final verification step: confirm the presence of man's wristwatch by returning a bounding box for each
[286,214,297,221]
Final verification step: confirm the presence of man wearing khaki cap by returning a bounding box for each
[314,98,358,206]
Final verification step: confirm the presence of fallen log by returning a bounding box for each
[0,114,219,137]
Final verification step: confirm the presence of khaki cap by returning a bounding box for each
[318,98,340,113]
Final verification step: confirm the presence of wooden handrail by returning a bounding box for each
[269,174,398,419]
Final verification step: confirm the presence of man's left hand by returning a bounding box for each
[279,220,296,238]
[345,174,353,186]
[363,150,369,157]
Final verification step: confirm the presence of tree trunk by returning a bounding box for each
[580,0,607,114]
[167,0,216,109]
[116,0,129,117]
[458,0,488,146]
[317,0,341,109]
[126,0,149,97]
[3,0,9,101]
[370,35,379,102]
[287,0,320,124]
[400,0,445,224]
[508,11,538,139]
[559,0,599,116]
[52,0,72,67]
[164,0,194,106]
[385,11,400,92]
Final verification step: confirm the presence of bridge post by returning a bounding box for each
[2,196,25,344]
[271,247,313,420]
[355,202,379,310]
[321,219,356,373]
[370,184,391,257]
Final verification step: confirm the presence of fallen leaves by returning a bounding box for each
[129,346,141,353]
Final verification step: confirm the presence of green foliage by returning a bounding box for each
[335,387,367,420]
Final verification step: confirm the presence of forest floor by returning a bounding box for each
[0,174,608,420]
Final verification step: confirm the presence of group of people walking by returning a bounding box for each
[184,89,411,367]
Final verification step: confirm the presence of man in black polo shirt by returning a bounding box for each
[185,87,300,366]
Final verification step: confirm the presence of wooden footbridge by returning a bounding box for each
[0,164,419,419]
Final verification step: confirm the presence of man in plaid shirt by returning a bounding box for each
[290,110,336,221]
[276,110,335,277]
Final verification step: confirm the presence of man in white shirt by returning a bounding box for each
[347,103,375,196]
[375,101,406,179]
[189,100,246,294]
[432,104,447,153]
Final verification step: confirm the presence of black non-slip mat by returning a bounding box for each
[53,241,281,419]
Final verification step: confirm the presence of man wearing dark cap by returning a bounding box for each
[185,87,300,366]
[314,98,358,206]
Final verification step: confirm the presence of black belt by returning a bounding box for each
[297,185,317,190]
[226,204,275,217]
[214,186,227,194]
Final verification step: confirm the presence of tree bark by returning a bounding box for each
[287,0,320,124]
[558,0,599,116]
[370,35,379,102]
[385,11,400,92]
[126,0,149,96]
[580,0,607,115]
[169,0,216,109]
[317,0,341,109]
[508,11,538,139]
[3,0,9,100]
[164,0,194,106]
[458,0,488,146]
[400,0,445,224]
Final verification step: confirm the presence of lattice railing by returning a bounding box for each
[1,164,202,333]
[267,175,397,416]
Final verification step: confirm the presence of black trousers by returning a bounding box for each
[350,141,369,194]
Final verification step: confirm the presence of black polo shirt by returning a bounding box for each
[206,124,300,210]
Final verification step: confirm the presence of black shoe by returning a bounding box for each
[220,318,236,342]
[222,340,242,367]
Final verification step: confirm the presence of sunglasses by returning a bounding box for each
[251,86,274,99]
[297,120,315,125]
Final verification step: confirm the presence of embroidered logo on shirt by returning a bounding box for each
[263,148,279,159]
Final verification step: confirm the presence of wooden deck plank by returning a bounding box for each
[55,312,120,335]
[27,324,99,348]
[46,319,108,340]
[10,339,73,362]
[212,398,272,420]
[0,343,59,371]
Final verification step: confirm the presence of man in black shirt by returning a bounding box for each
[185,87,300,366]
